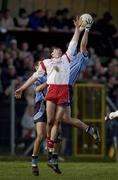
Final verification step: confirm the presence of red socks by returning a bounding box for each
[47,137,54,150]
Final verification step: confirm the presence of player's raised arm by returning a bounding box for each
[80,30,89,54]
[66,16,83,58]
[80,19,93,54]
[15,64,45,98]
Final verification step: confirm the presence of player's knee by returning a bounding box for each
[63,115,69,121]
[37,133,45,142]
[55,118,61,126]
[47,118,54,126]
[63,115,71,123]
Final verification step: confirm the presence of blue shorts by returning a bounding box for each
[33,100,47,124]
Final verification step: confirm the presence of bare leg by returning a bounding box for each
[46,101,56,138]
[32,122,46,176]
[62,106,100,143]
[62,106,88,131]
[48,105,64,174]
[33,122,46,155]
[50,105,65,141]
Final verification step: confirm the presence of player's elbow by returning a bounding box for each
[80,46,86,54]
[36,87,42,92]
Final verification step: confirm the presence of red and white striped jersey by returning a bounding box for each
[33,40,77,85]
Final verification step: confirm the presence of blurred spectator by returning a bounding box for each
[94,59,107,77]
[9,39,20,56]
[43,9,55,30]
[42,47,50,58]
[21,105,35,140]
[0,11,3,29]
[33,44,44,61]
[6,65,17,81]
[0,41,6,51]
[14,8,29,30]
[88,47,98,66]
[19,42,30,59]
[97,12,117,37]
[114,48,118,59]
[96,12,118,54]
[90,13,100,35]
[28,9,48,31]
[21,53,34,77]
[0,50,4,65]
[107,76,118,106]
[52,10,65,32]
[20,102,35,150]
[0,9,14,30]
[106,58,118,78]
[62,8,74,31]
[0,67,3,95]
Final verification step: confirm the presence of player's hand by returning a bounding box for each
[85,19,93,31]
[15,88,22,99]
[73,16,83,31]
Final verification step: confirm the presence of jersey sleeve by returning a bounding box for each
[66,40,78,61]
[76,53,89,70]
[33,61,46,79]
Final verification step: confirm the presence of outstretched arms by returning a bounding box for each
[80,30,89,53]
[66,17,83,58]
[15,75,38,98]
[15,64,45,98]
[80,17,93,54]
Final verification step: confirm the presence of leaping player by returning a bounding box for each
[31,18,100,175]
[15,17,100,175]
[15,16,82,174]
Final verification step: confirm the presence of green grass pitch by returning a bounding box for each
[0,161,118,180]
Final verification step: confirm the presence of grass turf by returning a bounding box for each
[0,161,118,180]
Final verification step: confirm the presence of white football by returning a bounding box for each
[80,13,93,30]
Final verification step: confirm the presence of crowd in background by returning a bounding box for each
[0,8,118,50]
[0,39,118,107]
[0,8,117,34]
[0,8,118,114]
[0,8,118,156]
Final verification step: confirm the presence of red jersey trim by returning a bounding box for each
[65,53,71,63]
[40,61,46,71]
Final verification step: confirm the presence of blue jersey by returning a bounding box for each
[33,75,47,103]
[69,53,89,86]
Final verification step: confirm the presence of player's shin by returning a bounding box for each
[47,132,62,174]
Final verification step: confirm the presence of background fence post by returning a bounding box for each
[10,80,15,155]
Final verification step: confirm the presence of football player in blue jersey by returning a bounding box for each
[32,22,100,175]
[31,61,47,176]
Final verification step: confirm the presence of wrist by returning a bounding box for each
[19,87,24,92]
[85,28,90,32]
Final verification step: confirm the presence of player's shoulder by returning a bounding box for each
[61,53,72,63]
[43,58,51,62]
[41,58,51,66]
[79,50,89,58]
[76,51,89,59]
